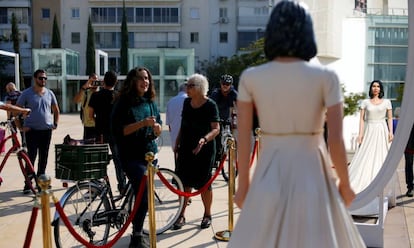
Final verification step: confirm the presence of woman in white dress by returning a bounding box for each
[348,80,393,216]
[229,2,365,248]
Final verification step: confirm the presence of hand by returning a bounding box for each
[338,182,356,208]
[388,133,394,142]
[192,138,206,155]
[143,116,156,127]
[357,135,363,144]
[22,108,31,118]
[233,185,249,209]
[153,123,162,137]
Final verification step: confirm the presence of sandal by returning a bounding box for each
[200,215,211,229]
[172,215,185,230]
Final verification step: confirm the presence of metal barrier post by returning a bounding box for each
[214,137,236,241]
[145,152,157,248]
[38,174,53,248]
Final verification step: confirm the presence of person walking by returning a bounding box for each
[405,125,414,197]
[89,70,126,192]
[111,67,162,248]
[16,69,60,194]
[166,83,187,158]
[73,73,99,140]
[229,2,365,247]
[172,73,220,230]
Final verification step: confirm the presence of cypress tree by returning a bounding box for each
[86,16,96,75]
[51,14,61,48]
[11,13,23,87]
[120,0,129,74]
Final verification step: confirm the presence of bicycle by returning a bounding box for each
[0,117,37,194]
[52,144,184,247]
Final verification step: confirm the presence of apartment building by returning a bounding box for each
[0,0,409,119]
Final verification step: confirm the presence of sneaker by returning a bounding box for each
[23,184,31,194]
[406,189,413,197]
[128,234,149,248]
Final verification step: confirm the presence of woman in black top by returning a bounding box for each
[173,73,220,230]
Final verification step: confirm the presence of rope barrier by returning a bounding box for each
[23,198,40,248]
[53,176,148,248]
[157,153,227,198]
[157,139,259,198]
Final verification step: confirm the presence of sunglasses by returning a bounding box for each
[186,83,196,88]
[38,76,48,81]
[221,82,231,86]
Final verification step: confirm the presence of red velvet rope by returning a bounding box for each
[54,176,147,248]
[23,206,39,248]
[157,153,227,197]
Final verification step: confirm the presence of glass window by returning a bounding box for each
[71,32,80,44]
[373,64,406,82]
[136,8,152,23]
[164,56,187,76]
[71,8,80,19]
[373,47,408,64]
[42,8,50,19]
[190,8,199,19]
[219,32,228,43]
[0,8,7,24]
[41,33,50,48]
[134,56,160,74]
[219,8,227,18]
[190,32,199,43]
[117,7,134,23]
[95,32,119,48]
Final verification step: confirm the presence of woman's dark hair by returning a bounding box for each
[264,1,317,61]
[368,80,385,99]
[116,67,156,102]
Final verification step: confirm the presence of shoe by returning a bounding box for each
[128,234,149,248]
[200,215,211,229]
[23,184,31,194]
[172,216,185,230]
[406,189,413,197]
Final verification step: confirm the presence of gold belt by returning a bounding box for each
[261,130,323,136]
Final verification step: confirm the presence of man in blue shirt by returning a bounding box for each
[16,69,60,194]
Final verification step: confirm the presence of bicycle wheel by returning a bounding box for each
[221,159,238,182]
[143,168,184,234]
[17,150,37,194]
[53,182,111,248]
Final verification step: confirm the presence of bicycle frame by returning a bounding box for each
[0,119,36,191]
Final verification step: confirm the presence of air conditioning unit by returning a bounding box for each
[219,17,229,24]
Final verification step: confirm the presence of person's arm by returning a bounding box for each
[193,121,220,155]
[73,80,91,103]
[52,103,60,129]
[387,106,393,142]
[0,103,30,116]
[233,100,253,209]
[357,108,365,144]
[327,103,355,207]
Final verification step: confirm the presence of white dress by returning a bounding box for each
[348,99,392,216]
[228,61,365,248]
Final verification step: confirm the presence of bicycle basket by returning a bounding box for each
[55,144,110,181]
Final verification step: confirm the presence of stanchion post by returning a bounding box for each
[145,152,157,248]
[214,137,236,241]
[38,174,53,248]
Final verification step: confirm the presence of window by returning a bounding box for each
[116,7,134,23]
[190,8,200,19]
[219,8,228,18]
[219,32,228,43]
[0,8,7,24]
[71,32,80,44]
[190,32,199,43]
[41,33,50,48]
[42,8,50,19]
[71,8,80,19]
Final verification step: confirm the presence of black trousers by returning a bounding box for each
[25,129,52,176]
[405,152,414,190]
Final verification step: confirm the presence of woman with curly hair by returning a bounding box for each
[111,67,162,248]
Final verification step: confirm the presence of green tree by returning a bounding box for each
[120,0,129,74]
[51,14,61,48]
[11,13,23,86]
[85,16,96,75]
[342,85,366,117]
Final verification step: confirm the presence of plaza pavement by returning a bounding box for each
[0,112,413,247]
